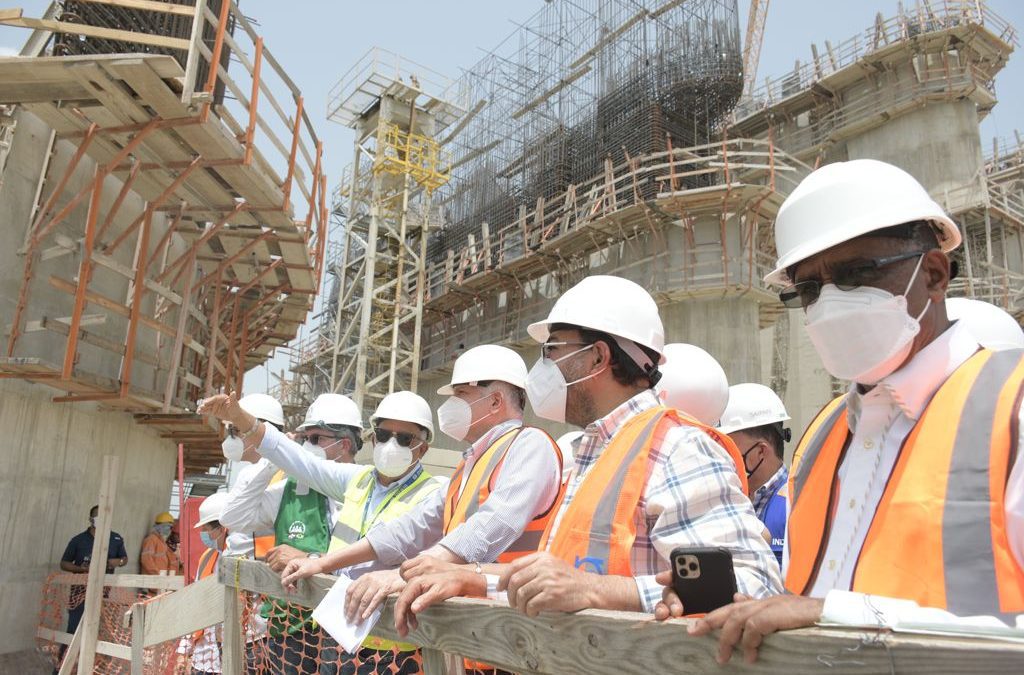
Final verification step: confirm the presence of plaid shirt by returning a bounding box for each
[547,390,782,612]
[752,465,789,522]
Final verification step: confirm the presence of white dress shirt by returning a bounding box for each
[786,321,1024,599]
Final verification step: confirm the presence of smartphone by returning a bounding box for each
[669,546,737,615]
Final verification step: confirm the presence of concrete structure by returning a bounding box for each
[282,1,1020,468]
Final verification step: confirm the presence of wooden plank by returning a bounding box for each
[224,558,1024,675]
[48,572,184,591]
[141,574,223,647]
[221,587,243,674]
[0,15,191,51]
[130,604,144,675]
[38,627,132,662]
[77,0,196,16]
[55,623,82,675]
[78,454,120,673]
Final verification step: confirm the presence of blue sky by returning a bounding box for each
[3,1,1022,393]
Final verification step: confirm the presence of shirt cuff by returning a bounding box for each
[258,423,282,456]
[635,574,662,614]
[820,590,917,628]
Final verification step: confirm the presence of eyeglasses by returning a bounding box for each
[779,251,927,309]
[302,433,340,446]
[373,428,423,448]
[540,341,591,359]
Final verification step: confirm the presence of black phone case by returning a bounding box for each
[670,546,737,615]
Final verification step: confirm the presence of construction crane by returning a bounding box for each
[742,0,770,99]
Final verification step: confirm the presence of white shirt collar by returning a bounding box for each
[848,319,979,428]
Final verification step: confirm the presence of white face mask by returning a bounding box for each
[221,434,244,462]
[437,394,495,442]
[373,438,415,478]
[804,254,930,385]
[525,344,604,423]
[302,440,327,460]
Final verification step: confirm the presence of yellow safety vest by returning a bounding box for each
[330,465,443,652]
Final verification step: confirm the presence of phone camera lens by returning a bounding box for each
[688,562,698,572]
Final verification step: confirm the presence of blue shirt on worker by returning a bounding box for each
[751,465,788,567]
[61,528,127,570]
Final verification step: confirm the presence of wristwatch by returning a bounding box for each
[239,418,263,439]
[308,553,321,560]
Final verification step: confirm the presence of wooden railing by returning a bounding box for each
[127,559,1024,674]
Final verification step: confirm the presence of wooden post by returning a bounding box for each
[421,648,451,675]
[130,603,145,675]
[221,586,244,674]
[56,623,83,675]
[78,454,121,673]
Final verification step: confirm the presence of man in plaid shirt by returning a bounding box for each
[393,275,780,630]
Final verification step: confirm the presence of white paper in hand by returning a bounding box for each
[312,575,381,653]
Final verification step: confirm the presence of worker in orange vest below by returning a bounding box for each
[389,275,780,637]
[140,511,180,575]
[176,492,230,674]
[670,159,1024,665]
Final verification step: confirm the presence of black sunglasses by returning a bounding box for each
[779,251,927,309]
[303,432,340,446]
[373,428,422,447]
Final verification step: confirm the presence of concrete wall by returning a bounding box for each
[0,378,177,656]
[0,109,185,660]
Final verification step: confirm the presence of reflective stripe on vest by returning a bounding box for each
[443,426,563,563]
[197,548,219,581]
[540,406,747,576]
[786,348,1024,618]
[328,465,441,651]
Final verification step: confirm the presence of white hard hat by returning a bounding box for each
[717,383,790,435]
[194,492,229,528]
[655,343,729,426]
[947,297,1024,350]
[556,431,582,467]
[437,345,528,395]
[298,393,363,431]
[527,275,666,365]
[371,391,434,442]
[766,159,961,286]
[238,393,284,427]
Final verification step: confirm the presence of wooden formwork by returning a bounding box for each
[0,1,327,470]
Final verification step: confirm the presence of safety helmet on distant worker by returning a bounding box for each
[238,393,285,427]
[765,159,961,286]
[717,383,790,435]
[154,511,174,525]
[655,343,729,426]
[946,297,1024,351]
[437,345,528,395]
[298,393,363,431]
[371,391,434,442]
[193,492,229,529]
[527,275,666,366]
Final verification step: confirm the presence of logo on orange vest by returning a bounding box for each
[574,555,606,575]
[287,521,306,540]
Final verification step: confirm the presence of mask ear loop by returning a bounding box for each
[903,253,932,322]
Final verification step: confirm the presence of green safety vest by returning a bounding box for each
[330,465,442,652]
[262,478,331,637]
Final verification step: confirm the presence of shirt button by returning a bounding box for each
[848,499,857,509]
[863,439,874,449]
[827,560,837,571]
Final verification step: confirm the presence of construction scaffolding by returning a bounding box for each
[0,1,327,472]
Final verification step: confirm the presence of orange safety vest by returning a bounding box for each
[786,348,1024,619]
[443,426,563,563]
[540,406,748,576]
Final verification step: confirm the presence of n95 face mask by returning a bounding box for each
[221,435,244,462]
[373,438,414,478]
[804,255,930,385]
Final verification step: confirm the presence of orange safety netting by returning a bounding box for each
[36,572,179,674]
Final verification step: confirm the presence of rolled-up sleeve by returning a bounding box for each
[643,426,783,613]
[257,424,362,502]
[364,480,447,565]
[437,427,562,564]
